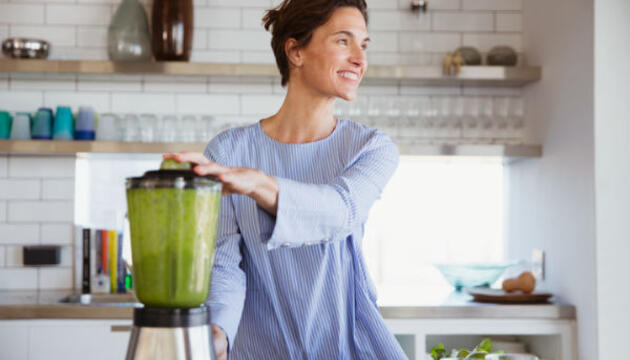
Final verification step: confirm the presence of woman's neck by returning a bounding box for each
[261,80,337,144]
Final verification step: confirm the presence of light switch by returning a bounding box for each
[531,249,545,281]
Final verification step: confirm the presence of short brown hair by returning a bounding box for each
[263,0,368,86]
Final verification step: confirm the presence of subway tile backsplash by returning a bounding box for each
[0,0,524,290]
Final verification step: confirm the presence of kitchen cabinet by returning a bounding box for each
[0,319,132,360]
[385,318,576,360]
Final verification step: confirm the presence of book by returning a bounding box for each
[109,230,118,293]
[117,232,125,293]
[82,228,90,294]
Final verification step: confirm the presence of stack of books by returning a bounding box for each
[77,228,130,294]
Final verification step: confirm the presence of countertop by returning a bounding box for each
[0,290,576,320]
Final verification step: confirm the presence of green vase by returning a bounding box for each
[107,0,152,61]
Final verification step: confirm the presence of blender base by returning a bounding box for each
[126,306,217,360]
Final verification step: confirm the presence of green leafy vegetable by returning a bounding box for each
[430,343,448,360]
[429,338,503,360]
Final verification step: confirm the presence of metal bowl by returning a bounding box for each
[2,37,50,59]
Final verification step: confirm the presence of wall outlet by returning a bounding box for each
[531,249,545,281]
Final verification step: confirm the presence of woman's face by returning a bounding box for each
[294,7,369,101]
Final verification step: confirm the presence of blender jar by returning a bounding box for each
[126,168,221,308]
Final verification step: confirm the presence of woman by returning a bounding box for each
[169,0,406,358]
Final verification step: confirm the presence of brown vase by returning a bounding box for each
[152,0,193,61]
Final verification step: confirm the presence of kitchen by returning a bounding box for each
[0,0,627,359]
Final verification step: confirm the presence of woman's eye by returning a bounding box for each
[337,38,348,45]
[361,44,368,51]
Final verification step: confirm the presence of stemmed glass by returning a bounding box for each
[462,97,481,141]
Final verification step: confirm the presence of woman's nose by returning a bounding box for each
[349,44,366,67]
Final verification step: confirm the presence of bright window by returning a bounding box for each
[362,156,505,305]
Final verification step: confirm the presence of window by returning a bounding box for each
[362,156,505,305]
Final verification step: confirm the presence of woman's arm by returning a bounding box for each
[169,131,398,250]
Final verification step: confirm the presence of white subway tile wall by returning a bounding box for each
[0,156,74,289]
[0,0,524,290]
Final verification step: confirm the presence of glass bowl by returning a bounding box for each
[434,262,514,291]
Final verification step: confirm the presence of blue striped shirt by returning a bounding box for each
[204,119,407,359]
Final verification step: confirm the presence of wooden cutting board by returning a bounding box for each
[466,288,553,304]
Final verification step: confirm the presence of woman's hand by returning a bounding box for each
[164,152,279,215]
[211,324,228,360]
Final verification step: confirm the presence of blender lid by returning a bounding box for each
[127,169,222,190]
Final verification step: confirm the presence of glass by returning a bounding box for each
[32,107,53,140]
[75,106,96,140]
[139,113,157,143]
[479,97,495,140]
[0,111,11,139]
[199,115,215,143]
[508,97,525,141]
[11,112,31,139]
[419,96,437,139]
[96,113,119,141]
[126,166,222,307]
[179,115,197,143]
[53,106,74,140]
[122,114,140,142]
[462,96,482,141]
[494,97,510,139]
[159,114,177,143]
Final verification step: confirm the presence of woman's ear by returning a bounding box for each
[285,38,303,67]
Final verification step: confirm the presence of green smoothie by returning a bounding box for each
[126,179,221,308]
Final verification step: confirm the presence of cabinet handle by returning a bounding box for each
[111,325,133,332]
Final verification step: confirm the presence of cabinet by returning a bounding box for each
[0,319,132,360]
[385,318,577,360]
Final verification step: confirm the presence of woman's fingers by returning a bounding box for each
[193,162,231,176]
[167,151,211,165]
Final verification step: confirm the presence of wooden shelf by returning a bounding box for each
[0,59,541,87]
[0,140,542,160]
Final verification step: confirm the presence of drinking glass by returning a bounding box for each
[462,96,481,141]
[139,113,157,142]
[479,97,495,140]
[11,112,31,140]
[96,113,119,141]
[0,111,11,139]
[159,114,177,143]
[75,106,96,140]
[493,97,510,139]
[53,106,74,140]
[508,97,525,140]
[199,115,215,143]
[32,107,54,140]
[122,114,140,142]
[179,115,197,143]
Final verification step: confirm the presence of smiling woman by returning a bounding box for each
[169,1,408,359]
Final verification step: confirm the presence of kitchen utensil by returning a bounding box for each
[152,0,194,61]
[487,46,518,66]
[75,106,96,140]
[32,107,53,140]
[10,112,31,140]
[434,262,514,291]
[125,161,221,359]
[466,287,553,304]
[108,0,152,61]
[0,111,11,139]
[2,38,50,59]
[53,106,74,140]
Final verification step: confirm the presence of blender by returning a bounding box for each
[124,159,222,360]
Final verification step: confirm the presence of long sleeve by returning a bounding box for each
[204,144,246,351]
[266,132,398,250]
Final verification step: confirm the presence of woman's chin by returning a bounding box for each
[336,91,358,102]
